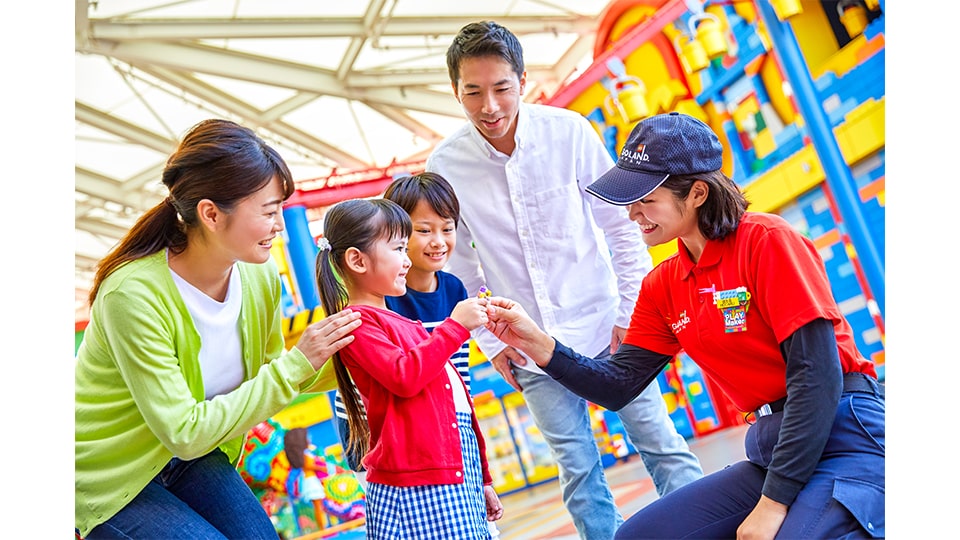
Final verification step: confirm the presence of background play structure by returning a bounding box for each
[237,396,367,539]
[272,0,886,508]
[73,1,885,538]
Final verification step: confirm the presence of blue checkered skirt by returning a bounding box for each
[366,412,491,539]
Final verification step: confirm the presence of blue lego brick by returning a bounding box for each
[695,33,769,106]
[815,72,839,93]
[825,96,859,126]
[674,354,721,430]
[469,363,515,397]
[816,49,885,109]
[796,188,833,228]
[862,12,885,40]
[656,371,695,439]
[585,107,605,125]
[820,242,862,301]
[843,306,884,358]
[603,126,618,161]
[601,410,638,455]
[761,124,806,166]
[670,408,695,439]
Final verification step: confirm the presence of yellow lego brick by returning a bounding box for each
[835,98,885,164]
[309,305,327,324]
[285,309,312,338]
[732,97,760,132]
[744,166,791,213]
[674,99,709,123]
[746,96,885,213]
[272,394,333,429]
[753,128,777,159]
[503,392,525,407]
[648,239,679,266]
[269,236,289,274]
[648,79,688,114]
[469,340,488,367]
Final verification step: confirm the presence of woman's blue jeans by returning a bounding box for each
[85,449,277,539]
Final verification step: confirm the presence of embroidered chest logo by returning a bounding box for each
[670,310,690,334]
[713,287,751,333]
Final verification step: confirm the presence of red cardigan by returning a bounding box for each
[338,305,493,487]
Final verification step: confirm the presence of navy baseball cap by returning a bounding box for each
[586,112,723,205]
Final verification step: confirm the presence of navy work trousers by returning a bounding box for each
[615,372,885,539]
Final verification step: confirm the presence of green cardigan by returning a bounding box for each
[75,250,336,537]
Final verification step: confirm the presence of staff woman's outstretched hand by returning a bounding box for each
[296,309,362,370]
[484,297,556,368]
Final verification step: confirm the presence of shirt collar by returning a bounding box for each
[676,235,724,279]
[515,102,529,144]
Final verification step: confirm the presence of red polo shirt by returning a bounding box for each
[623,212,876,412]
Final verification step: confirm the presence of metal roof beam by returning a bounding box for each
[80,40,464,116]
[75,101,178,153]
[142,66,369,168]
[76,166,165,212]
[337,0,387,80]
[76,216,133,239]
[365,103,443,144]
[84,16,595,41]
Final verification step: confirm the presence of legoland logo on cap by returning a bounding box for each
[620,143,649,168]
[587,112,723,205]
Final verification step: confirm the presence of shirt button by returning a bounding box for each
[452,422,458,428]
[445,383,451,389]
[456,471,462,477]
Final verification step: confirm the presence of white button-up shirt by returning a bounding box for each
[427,103,652,373]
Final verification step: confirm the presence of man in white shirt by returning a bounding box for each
[426,21,704,540]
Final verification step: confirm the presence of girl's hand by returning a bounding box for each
[450,297,489,331]
[296,309,362,370]
[483,484,504,521]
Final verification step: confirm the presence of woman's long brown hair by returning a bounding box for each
[88,119,294,305]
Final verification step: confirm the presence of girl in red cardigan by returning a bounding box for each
[314,198,503,539]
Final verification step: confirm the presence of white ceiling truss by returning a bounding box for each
[74,0,616,321]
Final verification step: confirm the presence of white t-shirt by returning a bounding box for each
[171,264,244,399]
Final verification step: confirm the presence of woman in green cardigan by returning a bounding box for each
[75,119,362,539]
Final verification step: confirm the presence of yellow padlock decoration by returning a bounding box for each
[693,14,727,59]
[771,0,803,20]
[838,0,868,38]
[604,77,649,124]
[618,84,649,123]
[675,33,709,74]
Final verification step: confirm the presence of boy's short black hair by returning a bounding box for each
[446,21,525,86]
[383,172,461,227]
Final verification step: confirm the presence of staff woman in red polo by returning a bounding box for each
[482,112,884,539]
